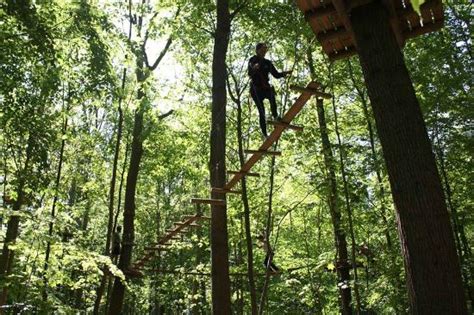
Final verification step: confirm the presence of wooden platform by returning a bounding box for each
[296,0,444,61]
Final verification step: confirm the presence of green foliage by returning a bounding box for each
[0,1,471,313]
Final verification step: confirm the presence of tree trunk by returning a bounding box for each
[227,73,259,315]
[350,2,467,313]
[42,112,68,301]
[346,60,392,249]
[305,48,352,313]
[258,151,277,315]
[329,93,362,313]
[209,0,231,313]
[107,62,146,314]
[435,134,474,310]
[0,137,33,307]
[237,105,258,315]
[315,98,352,315]
[94,65,127,315]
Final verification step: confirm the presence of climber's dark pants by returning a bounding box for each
[250,85,279,137]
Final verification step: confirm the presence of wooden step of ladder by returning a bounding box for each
[244,149,282,156]
[267,120,304,132]
[132,213,207,270]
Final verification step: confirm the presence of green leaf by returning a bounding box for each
[411,0,426,15]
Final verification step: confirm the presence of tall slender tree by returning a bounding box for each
[209,0,232,312]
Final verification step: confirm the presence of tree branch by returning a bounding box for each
[158,109,174,120]
[230,0,250,20]
[143,7,181,71]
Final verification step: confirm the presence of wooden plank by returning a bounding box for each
[227,170,260,177]
[223,81,318,191]
[330,0,357,48]
[317,26,348,42]
[267,120,304,132]
[403,20,443,39]
[305,3,336,21]
[290,85,332,99]
[211,188,243,194]
[244,149,282,156]
[191,198,225,206]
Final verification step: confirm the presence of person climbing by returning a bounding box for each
[257,231,280,274]
[248,42,291,138]
[112,225,122,261]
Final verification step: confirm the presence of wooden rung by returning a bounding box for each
[211,187,242,194]
[245,149,281,156]
[267,120,304,132]
[290,85,332,99]
[228,170,260,177]
[191,198,226,206]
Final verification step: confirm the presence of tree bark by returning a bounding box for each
[329,93,362,313]
[107,51,147,313]
[42,111,68,301]
[94,66,127,315]
[228,64,258,315]
[236,102,258,315]
[306,48,352,313]
[107,99,144,314]
[0,136,33,307]
[210,0,231,313]
[347,60,392,249]
[350,2,467,313]
[316,98,352,315]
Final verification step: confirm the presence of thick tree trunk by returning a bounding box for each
[209,0,231,313]
[315,98,352,315]
[350,2,467,313]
